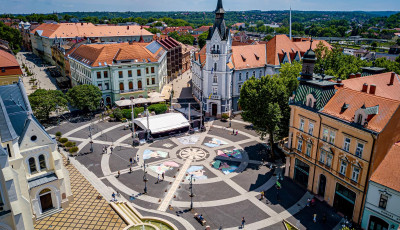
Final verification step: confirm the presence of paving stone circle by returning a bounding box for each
[177,147,209,161]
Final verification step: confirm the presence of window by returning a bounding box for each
[97,72,101,79]
[147,78,150,85]
[320,149,326,163]
[118,71,123,78]
[355,143,364,158]
[259,70,262,78]
[129,81,133,90]
[213,75,218,83]
[246,72,249,80]
[357,114,363,124]
[212,87,218,95]
[98,83,102,90]
[151,67,155,73]
[104,82,109,90]
[238,84,242,92]
[340,161,347,175]
[379,194,388,209]
[29,157,37,174]
[252,71,255,77]
[128,70,132,77]
[152,78,155,85]
[138,80,142,89]
[103,71,108,78]
[351,167,360,182]
[39,155,46,170]
[239,73,242,81]
[326,153,333,167]
[297,139,303,152]
[308,98,312,107]
[308,123,314,135]
[322,128,329,141]
[306,143,312,156]
[344,137,351,152]
[214,63,217,72]
[31,135,37,142]
[137,69,141,76]
[119,82,124,91]
[146,68,149,74]
[299,119,305,131]
[329,131,336,144]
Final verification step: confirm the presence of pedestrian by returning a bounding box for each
[129,167,132,173]
[110,146,113,154]
[241,217,245,229]
[117,170,120,178]
[162,172,165,181]
[307,198,311,207]
[116,190,120,197]
[137,155,139,163]
[112,192,116,201]
[129,157,133,166]
[236,130,238,136]
[133,158,136,164]
[313,213,317,223]
[157,174,160,183]
[260,191,264,200]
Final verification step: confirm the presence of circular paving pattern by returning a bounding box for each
[177,147,209,161]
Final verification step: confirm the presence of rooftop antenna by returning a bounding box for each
[289,6,292,40]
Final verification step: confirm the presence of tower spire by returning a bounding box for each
[215,0,225,14]
[289,6,292,40]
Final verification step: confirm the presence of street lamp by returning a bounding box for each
[189,174,195,210]
[130,99,136,139]
[143,160,148,194]
[88,124,93,153]
[144,104,150,141]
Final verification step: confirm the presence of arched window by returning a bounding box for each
[39,188,51,195]
[217,45,220,52]
[129,81,133,90]
[29,157,37,174]
[246,72,249,80]
[214,63,217,72]
[39,155,46,170]
[252,71,255,77]
[239,73,242,81]
[357,114,363,124]
[213,75,218,83]
[308,98,313,107]
[259,70,262,78]
[119,82,124,91]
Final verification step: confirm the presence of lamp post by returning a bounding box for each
[131,99,136,139]
[189,174,195,210]
[88,124,93,153]
[143,160,148,194]
[145,104,150,141]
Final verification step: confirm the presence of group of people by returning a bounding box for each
[102,145,113,154]
[156,172,165,183]
[111,191,120,202]
[232,129,239,136]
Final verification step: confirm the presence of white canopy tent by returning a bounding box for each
[133,113,190,134]
[115,98,150,107]
[148,92,164,98]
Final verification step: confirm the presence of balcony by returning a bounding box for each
[210,49,221,54]
[278,138,292,155]
[210,94,221,100]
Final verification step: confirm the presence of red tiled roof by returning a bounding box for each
[294,39,333,55]
[69,42,161,67]
[341,72,400,101]
[321,87,400,133]
[232,44,266,70]
[194,26,211,32]
[195,45,207,67]
[31,23,153,39]
[0,50,22,76]
[370,142,400,191]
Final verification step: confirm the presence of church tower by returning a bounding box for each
[300,39,316,81]
[203,0,232,118]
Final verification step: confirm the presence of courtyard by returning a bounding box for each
[46,115,343,230]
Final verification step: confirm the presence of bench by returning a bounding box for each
[194,213,206,226]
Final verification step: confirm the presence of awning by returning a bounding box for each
[148,92,164,98]
[133,113,190,134]
[175,107,202,118]
[148,96,165,104]
[28,173,58,189]
[161,85,172,100]
[115,98,151,107]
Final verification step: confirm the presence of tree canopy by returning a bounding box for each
[66,85,102,112]
[28,89,68,120]
[0,22,22,53]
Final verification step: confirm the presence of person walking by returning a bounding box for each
[162,172,165,181]
[136,155,139,163]
[157,174,160,183]
[112,192,116,201]
[260,191,264,200]
[129,157,133,166]
[307,198,311,207]
[110,146,113,154]
[117,170,120,178]
[241,217,246,229]
[129,167,132,173]
[313,213,317,223]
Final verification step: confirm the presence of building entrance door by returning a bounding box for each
[368,216,389,230]
[212,104,217,117]
[294,159,310,188]
[39,189,53,213]
[333,183,356,219]
[318,174,327,197]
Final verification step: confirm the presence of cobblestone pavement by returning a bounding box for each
[46,116,342,230]
[16,52,59,95]
[34,157,127,230]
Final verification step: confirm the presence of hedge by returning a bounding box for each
[59,138,68,143]
[69,146,79,154]
[119,104,168,120]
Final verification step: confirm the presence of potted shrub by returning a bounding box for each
[69,146,79,155]
[55,131,62,140]
[221,113,229,122]
[59,137,68,145]
[64,141,75,150]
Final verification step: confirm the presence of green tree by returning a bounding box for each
[239,75,287,157]
[28,89,68,120]
[198,31,209,49]
[66,85,102,112]
[0,22,22,53]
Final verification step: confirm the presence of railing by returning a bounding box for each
[278,137,292,155]
[210,49,220,54]
[210,94,221,100]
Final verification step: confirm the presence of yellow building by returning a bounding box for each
[0,50,22,85]
[280,44,400,223]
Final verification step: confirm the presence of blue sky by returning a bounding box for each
[1,0,399,14]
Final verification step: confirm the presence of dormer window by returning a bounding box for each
[357,114,364,124]
[306,94,316,108]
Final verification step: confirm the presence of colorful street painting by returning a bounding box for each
[186,166,208,180]
[177,135,200,145]
[148,161,179,174]
[204,138,228,148]
[212,160,238,175]
[217,149,243,159]
[143,149,168,160]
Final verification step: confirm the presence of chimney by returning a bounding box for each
[81,22,83,26]
[362,83,368,92]
[336,78,344,87]
[369,84,376,95]
[389,72,395,85]
[356,72,362,78]
[349,73,355,79]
